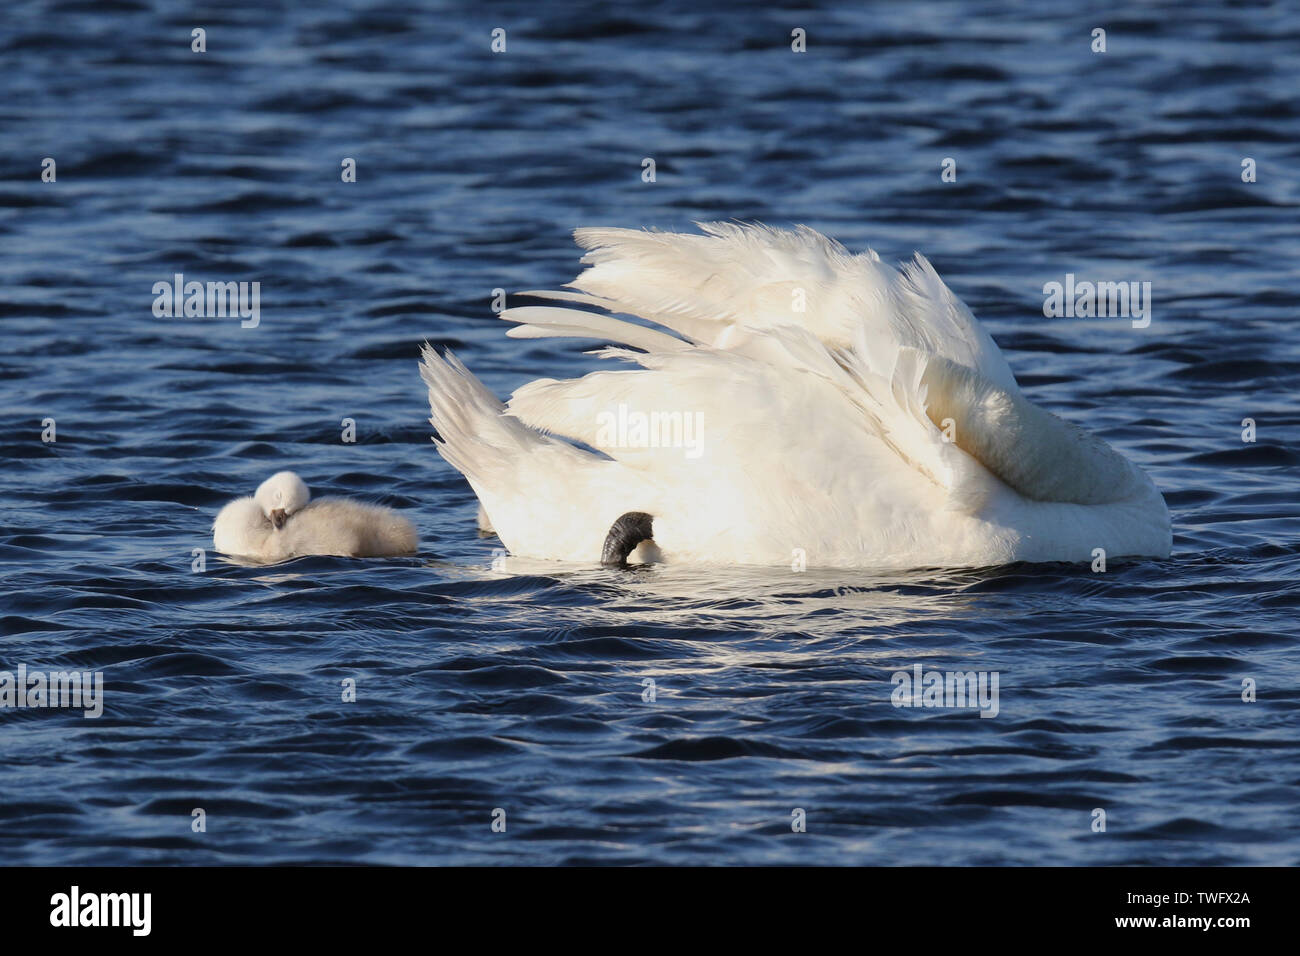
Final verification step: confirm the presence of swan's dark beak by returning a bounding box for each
[271,508,288,529]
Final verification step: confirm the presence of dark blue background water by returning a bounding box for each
[2,0,1298,865]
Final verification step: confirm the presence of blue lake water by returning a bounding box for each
[1,0,1298,865]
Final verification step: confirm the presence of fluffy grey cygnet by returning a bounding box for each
[213,471,417,562]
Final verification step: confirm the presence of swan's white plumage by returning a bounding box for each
[212,471,417,563]
[566,222,1018,391]
[420,223,1171,568]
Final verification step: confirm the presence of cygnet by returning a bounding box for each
[213,471,417,562]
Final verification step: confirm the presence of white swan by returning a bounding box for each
[212,471,417,562]
[419,223,1171,569]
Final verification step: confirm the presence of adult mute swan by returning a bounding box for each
[420,223,1171,569]
[212,471,417,562]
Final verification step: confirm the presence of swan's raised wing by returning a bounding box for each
[498,224,1152,515]
[505,315,980,509]
[511,222,1018,392]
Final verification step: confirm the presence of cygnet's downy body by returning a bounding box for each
[212,471,418,562]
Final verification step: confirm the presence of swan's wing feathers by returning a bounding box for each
[895,253,1019,392]
[483,224,1079,515]
[500,305,690,353]
[505,352,749,464]
[837,341,968,498]
[568,222,893,349]
[507,225,1017,403]
[515,289,618,309]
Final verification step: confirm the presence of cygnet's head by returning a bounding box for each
[254,471,311,529]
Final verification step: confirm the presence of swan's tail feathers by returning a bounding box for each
[420,345,503,478]
[420,345,605,553]
[418,344,566,495]
[600,511,655,567]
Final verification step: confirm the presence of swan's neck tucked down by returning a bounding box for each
[921,357,1149,506]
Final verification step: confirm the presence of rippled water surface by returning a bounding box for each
[2,0,1299,865]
